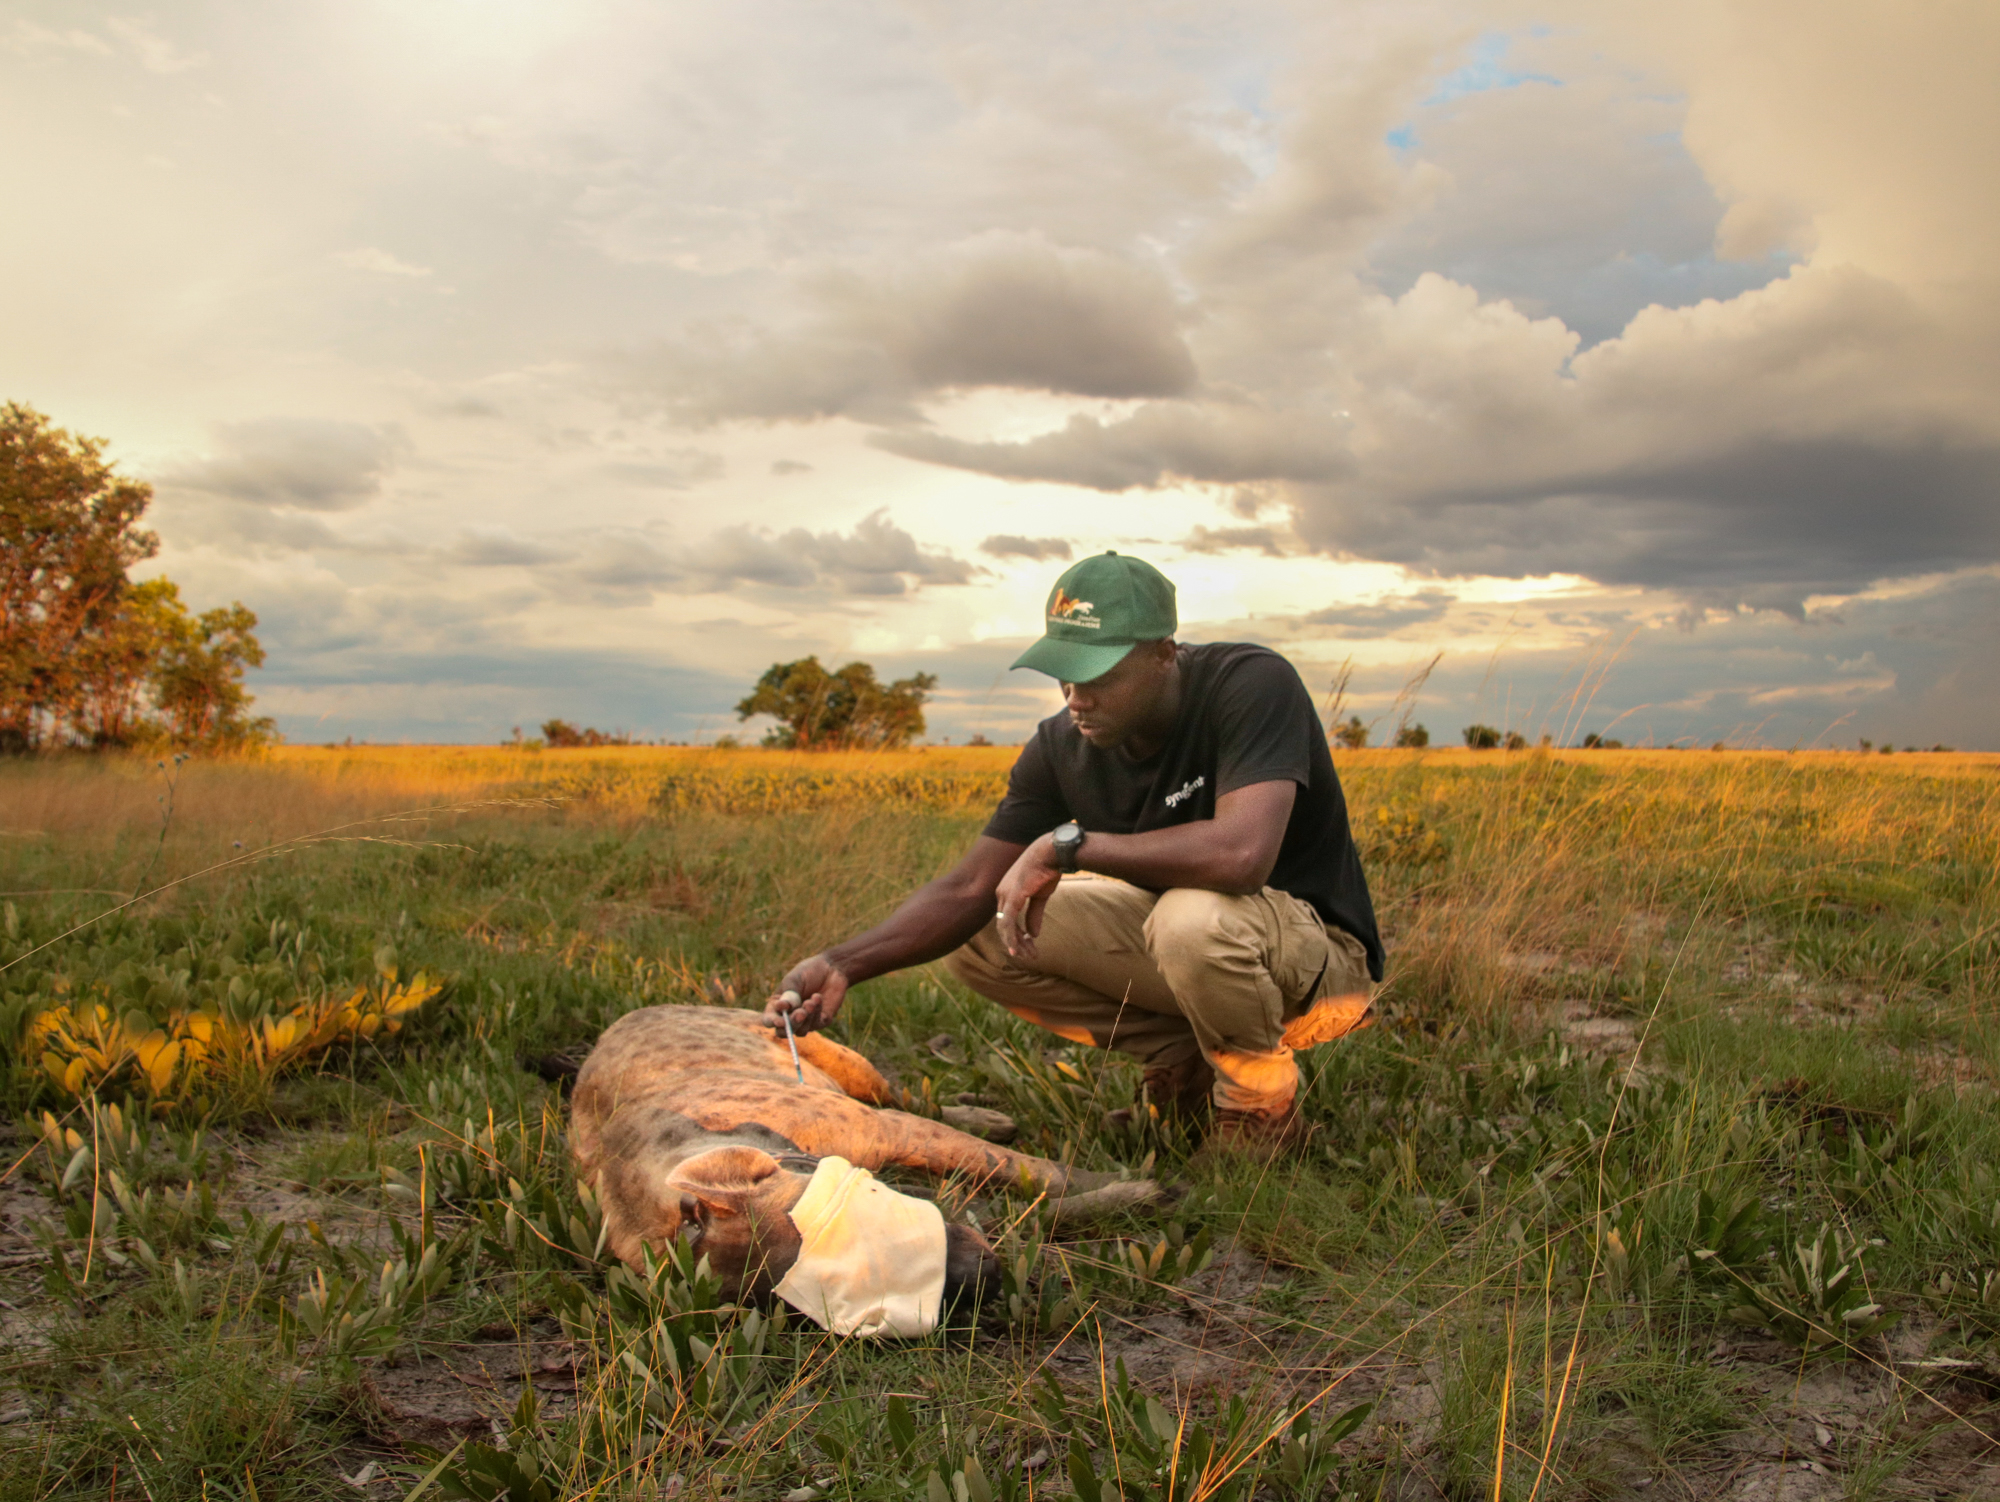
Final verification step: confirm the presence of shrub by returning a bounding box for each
[1462,723,1501,749]
[540,719,632,749]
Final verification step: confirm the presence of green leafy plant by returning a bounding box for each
[1031,1360,1372,1502]
[1267,1398,1376,1500]
[1689,1188,1775,1292]
[1120,1220,1215,1288]
[548,1238,790,1452]
[998,1243,1090,1334]
[420,1385,559,1502]
[1726,1222,1899,1355]
[928,1451,1030,1502]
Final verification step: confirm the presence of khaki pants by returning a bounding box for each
[945,875,1375,1114]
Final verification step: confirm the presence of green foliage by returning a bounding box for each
[736,655,937,749]
[1392,722,1429,748]
[1333,714,1369,749]
[1462,722,1501,749]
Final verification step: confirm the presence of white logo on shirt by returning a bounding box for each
[1164,775,1206,808]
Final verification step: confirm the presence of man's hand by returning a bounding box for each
[764,954,850,1034]
[993,835,1063,960]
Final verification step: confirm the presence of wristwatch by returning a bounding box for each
[1051,821,1086,874]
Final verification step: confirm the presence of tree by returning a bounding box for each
[541,719,632,748]
[736,657,936,749]
[1462,723,1501,749]
[1502,731,1528,751]
[0,403,272,750]
[149,590,274,747]
[1393,723,1430,748]
[1332,714,1369,749]
[1,402,157,749]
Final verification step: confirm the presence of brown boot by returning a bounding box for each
[1104,1056,1216,1131]
[1201,1100,1313,1157]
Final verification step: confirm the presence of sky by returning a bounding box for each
[5,0,1997,749]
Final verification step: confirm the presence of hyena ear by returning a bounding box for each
[670,1146,783,1216]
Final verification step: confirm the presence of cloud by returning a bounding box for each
[155,500,349,559]
[18,0,2000,747]
[103,18,205,73]
[168,419,407,512]
[556,511,975,603]
[5,21,112,57]
[601,450,725,490]
[639,233,1196,423]
[336,247,433,278]
[875,401,1351,491]
[980,534,1072,562]
[450,529,567,567]
[770,459,812,475]
[1297,589,1455,637]
[1295,425,2000,612]
[1363,35,1795,345]
[759,509,976,596]
[1182,524,1295,557]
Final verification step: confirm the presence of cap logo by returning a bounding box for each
[1048,588,1101,628]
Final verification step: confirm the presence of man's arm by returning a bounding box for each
[763,834,1025,1033]
[993,779,1296,959]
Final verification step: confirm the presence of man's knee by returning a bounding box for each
[944,928,1007,990]
[1144,887,1257,970]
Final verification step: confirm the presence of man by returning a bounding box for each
[765,551,1383,1149]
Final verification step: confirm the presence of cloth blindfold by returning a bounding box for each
[771,1156,947,1338]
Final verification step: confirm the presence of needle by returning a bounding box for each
[779,990,805,1083]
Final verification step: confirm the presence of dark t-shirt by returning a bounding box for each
[984,642,1384,981]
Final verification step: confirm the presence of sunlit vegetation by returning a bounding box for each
[1,745,1997,1498]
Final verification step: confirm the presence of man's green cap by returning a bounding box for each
[1011,551,1178,683]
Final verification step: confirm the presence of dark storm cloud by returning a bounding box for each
[639,234,1196,424]
[980,534,1072,561]
[167,418,407,511]
[1297,432,2000,610]
[874,402,1350,492]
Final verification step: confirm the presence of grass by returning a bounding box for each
[0,744,1998,1500]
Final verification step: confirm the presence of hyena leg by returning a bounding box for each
[792,1032,897,1106]
[690,1087,1165,1220]
[860,1111,1167,1223]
